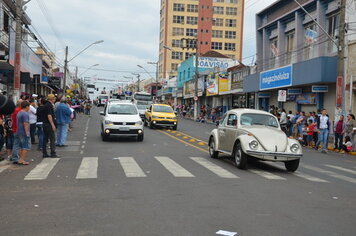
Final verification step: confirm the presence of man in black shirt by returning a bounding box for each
[42,94,59,158]
[36,98,45,151]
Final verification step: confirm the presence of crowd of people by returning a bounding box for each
[271,106,356,154]
[174,104,224,123]
[0,92,93,165]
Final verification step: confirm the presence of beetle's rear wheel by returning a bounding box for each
[209,137,219,159]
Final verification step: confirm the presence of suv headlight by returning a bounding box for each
[105,120,113,125]
[249,140,259,150]
[290,143,300,153]
[135,121,143,126]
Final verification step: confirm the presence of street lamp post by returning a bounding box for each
[78,64,99,98]
[147,61,159,99]
[63,40,104,91]
[132,73,141,92]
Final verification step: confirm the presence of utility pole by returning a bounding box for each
[137,74,140,92]
[63,46,69,92]
[337,0,346,113]
[13,0,23,101]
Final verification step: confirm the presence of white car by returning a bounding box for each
[208,109,302,172]
[100,101,144,141]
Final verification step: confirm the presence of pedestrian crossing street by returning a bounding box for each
[2,156,356,184]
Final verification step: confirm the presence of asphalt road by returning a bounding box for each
[1,107,356,236]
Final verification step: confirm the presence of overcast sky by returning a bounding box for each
[26,0,278,86]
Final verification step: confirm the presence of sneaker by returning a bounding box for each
[51,154,61,158]
[339,150,345,154]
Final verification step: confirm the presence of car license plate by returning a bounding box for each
[119,126,130,131]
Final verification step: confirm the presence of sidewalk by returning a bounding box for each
[0,113,89,167]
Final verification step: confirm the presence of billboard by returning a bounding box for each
[206,73,218,96]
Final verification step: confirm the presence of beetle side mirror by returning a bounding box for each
[99,111,105,116]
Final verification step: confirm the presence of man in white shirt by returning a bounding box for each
[29,98,37,144]
[279,109,287,134]
[315,109,330,153]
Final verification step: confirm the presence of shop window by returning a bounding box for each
[285,31,294,65]
[303,23,317,60]
[270,37,278,68]
[327,13,340,53]
[173,3,185,12]
[211,42,223,50]
[3,11,9,34]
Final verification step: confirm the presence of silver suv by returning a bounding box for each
[100,101,144,141]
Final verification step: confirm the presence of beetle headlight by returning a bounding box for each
[290,143,300,153]
[249,140,259,150]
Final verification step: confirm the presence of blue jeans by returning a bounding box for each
[11,134,20,162]
[316,129,329,151]
[56,123,68,146]
[36,124,43,150]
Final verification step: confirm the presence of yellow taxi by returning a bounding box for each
[144,104,177,130]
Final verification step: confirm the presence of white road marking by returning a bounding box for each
[84,134,87,137]
[76,157,98,179]
[118,157,146,177]
[302,164,356,184]
[293,171,329,183]
[0,166,9,173]
[83,137,87,140]
[155,156,194,177]
[82,141,86,144]
[216,230,237,236]
[81,145,85,149]
[24,158,60,180]
[324,164,356,175]
[80,150,84,155]
[249,169,286,180]
[190,157,238,178]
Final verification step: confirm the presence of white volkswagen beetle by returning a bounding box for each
[209,109,302,172]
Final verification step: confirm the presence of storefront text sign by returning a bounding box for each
[194,57,238,69]
[260,65,292,90]
[312,85,328,93]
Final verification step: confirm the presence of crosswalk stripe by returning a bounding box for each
[324,164,356,175]
[0,166,9,173]
[118,157,146,177]
[293,171,329,183]
[302,165,356,184]
[249,169,286,180]
[76,157,98,179]
[154,156,194,177]
[190,157,238,178]
[24,158,60,180]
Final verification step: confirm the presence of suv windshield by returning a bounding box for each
[137,105,149,110]
[108,104,138,115]
[153,105,173,113]
[240,113,279,128]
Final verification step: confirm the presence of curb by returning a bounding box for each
[326,147,356,156]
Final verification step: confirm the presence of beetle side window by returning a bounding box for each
[219,114,228,126]
[227,114,238,126]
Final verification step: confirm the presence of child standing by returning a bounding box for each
[340,136,353,154]
[307,120,315,147]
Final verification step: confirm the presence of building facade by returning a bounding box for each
[159,0,244,80]
[244,0,342,121]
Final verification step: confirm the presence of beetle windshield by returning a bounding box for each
[240,113,279,128]
[108,104,138,115]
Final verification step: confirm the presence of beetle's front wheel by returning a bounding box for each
[284,159,300,172]
[234,143,247,169]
